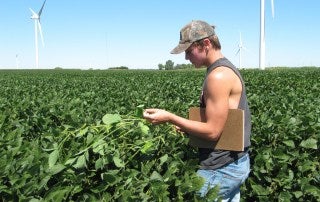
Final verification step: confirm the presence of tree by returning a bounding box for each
[158,60,196,70]
[158,63,165,70]
[108,66,128,70]
[164,60,174,70]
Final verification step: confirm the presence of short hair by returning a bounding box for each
[208,34,221,50]
[194,34,221,50]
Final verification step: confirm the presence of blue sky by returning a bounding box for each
[1,0,319,69]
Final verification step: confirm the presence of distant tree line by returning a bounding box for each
[108,66,129,70]
[158,60,194,70]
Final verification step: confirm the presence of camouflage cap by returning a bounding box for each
[170,20,216,54]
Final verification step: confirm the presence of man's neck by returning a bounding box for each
[206,50,224,67]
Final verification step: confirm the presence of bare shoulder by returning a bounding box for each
[205,66,242,101]
[207,66,239,84]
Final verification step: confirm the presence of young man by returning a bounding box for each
[143,20,251,201]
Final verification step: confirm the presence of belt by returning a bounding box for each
[235,153,249,164]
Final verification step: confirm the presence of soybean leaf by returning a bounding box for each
[38,175,51,190]
[44,187,71,201]
[48,149,59,168]
[160,154,168,166]
[102,114,122,125]
[113,156,125,168]
[74,155,86,169]
[140,141,153,154]
[135,104,145,117]
[282,140,295,148]
[76,126,88,137]
[150,171,163,181]
[293,191,303,199]
[49,164,66,175]
[95,158,105,170]
[300,138,317,149]
[252,184,269,196]
[278,192,292,201]
[303,185,320,196]
[101,173,117,184]
[65,157,77,166]
[86,133,94,145]
[92,139,107,155]
[138,122,149,135]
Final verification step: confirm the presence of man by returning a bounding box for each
[143,20,251,201]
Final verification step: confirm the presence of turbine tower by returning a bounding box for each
[30,0,46,69]
[260,0,274,70]
[16,54,20,69]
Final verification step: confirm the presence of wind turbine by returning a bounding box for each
[16,54,20,69]
[259,0,274,70]
[236,32,247,69]
[30,0,46,69]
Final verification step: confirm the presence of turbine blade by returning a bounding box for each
[29,8,37,16]
[38,0,47,17]
[235,48,240,56]
[37,20,45,47]
[271,0,275,18]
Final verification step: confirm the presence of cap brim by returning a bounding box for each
[170,42,192,54]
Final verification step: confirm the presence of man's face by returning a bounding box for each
[185,43,206,68]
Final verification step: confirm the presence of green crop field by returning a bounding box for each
[0,68,319,201]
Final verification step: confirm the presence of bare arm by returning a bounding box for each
[143,67,238,141]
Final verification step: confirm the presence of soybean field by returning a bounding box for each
[0,68,319,201]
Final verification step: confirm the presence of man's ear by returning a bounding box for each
[203,38,211,47]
